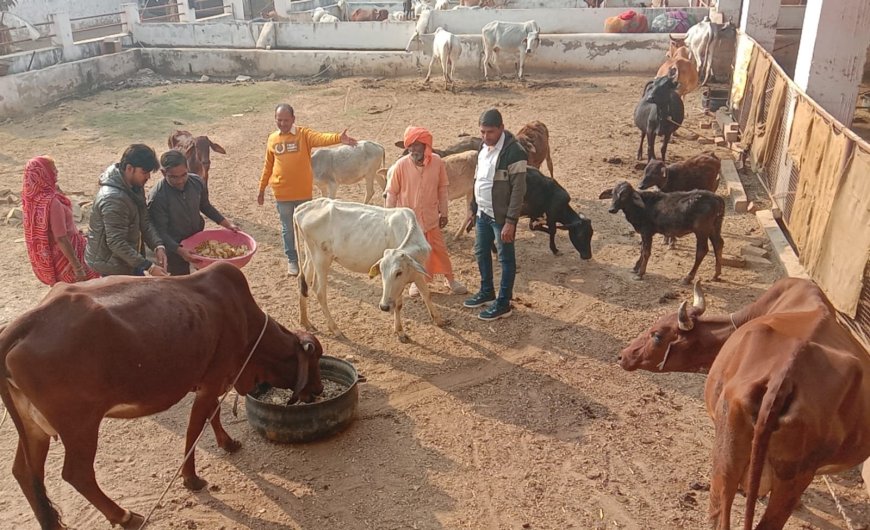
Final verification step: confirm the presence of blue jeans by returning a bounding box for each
[474,212,516,308]
[276,199,307,263]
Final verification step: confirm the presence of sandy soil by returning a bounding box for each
[0,73,867,530]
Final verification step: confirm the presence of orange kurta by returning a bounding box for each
[386,154,453,276]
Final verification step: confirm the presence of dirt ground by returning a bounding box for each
[0,73,867,530]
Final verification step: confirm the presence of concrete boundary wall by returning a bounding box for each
[142,33,669,78]
[425,7,711,34]
[1,34,134,76]
[132,21,263,48]
[0,50,143,117]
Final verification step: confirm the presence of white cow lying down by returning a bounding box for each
[311,140,386,204]
[294,198,444,342]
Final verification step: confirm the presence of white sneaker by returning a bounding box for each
[409,283,420,297]
[288,261,299,276]
[447,279,467,295]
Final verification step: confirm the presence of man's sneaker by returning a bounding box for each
[446,279,468,295]
[463,291,495,308]
[478,304,513,321]
[288,261,299,276]
[409,283,420,297]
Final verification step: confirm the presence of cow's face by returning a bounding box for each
[568,216,593,260]
[193,136,226,181]
[405,31,423,54]
[523,31,541,54]
[239,321,324,403]
[639,160,666,190]
[368,249,427,312]
[618,282,708,372]
[599,181,642,214]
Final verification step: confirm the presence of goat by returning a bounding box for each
[634,74,684,161]
[599,181,724,284]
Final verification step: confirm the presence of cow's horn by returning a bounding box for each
[692,280,706,315]
[677,301,694,331]
[303,341,314,353]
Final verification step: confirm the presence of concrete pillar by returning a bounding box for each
[793,0,870,127]
[224,0,246,20]
[739,0,779,52]
[715,0,741,26]
[121,3,141,33]
[177,1,197,22]
[49,12,78,61]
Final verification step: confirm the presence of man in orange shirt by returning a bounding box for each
[386,126,466,296]
[258,103,357,276]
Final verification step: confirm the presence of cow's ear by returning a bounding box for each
[598,188,613,200]
[394,141,405,149]
[209,140,227,154]
[377,168,388,178]
[631,192,645,209]
[408,256,428,277]
[368,259,382,279]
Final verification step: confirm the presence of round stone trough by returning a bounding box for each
[246,356,359,443]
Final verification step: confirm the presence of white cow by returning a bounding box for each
[685,16,735,85]
[312,7,340,22]
[434,0,450,9]
[481,20,541,80]
[311,140,386,204]
[337,0,349,20]
[294,198,444,342]
[379,149,478,238]
[389,10,407,21]
[406,27,462,88]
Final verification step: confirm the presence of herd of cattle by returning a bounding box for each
[2,18,869,530]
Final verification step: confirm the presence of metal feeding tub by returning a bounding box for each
[246,356,359,443]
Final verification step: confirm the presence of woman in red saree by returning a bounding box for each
[22,156,99,285]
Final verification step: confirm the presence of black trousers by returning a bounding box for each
[167,251,192,276]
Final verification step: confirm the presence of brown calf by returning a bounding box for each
[516,120,555,178]
[350,7,389,21]
[619,279,870,530]
[168,130,227,182]
[0,263,324,529]
[656,37,699,96]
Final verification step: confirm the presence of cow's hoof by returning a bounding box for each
[397,333,410,343]
[680,276,694,285]
[434,318,448,328]
[334,332,348,341]
[121,511,145,530]
[632,274,644,281]
[711,275,723,282]
[183,476,208,491]
[220,438,242,453]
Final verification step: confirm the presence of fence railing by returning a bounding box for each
[732,31,870,347]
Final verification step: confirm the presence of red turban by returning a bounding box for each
[403,126,433,166]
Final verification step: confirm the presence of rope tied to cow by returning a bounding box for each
[137,312,271,530]
[821,475,856,530]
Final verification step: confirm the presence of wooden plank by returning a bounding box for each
[720,158,748,213]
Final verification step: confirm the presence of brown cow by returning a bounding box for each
[350,7,389,21]
[618,279,870,530]
[656,37,700,96]
[516,120,554,178]
[0,263,324,529]
[168,130,227,183]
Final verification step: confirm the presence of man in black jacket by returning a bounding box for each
[85,144,168,277]
[148,150,239,275]
[463,109,527,321]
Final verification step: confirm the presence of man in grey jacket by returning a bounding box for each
[85,144,168,276]
[148,149,239,276]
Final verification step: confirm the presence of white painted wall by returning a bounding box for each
[7,0,125,28]
[131,21,263,48]
[0,49,142,116]
[142,33,670,78]
[275,21,417,49]
[777,5,804,30]
[0,34,133,75]
[425,7,710,34]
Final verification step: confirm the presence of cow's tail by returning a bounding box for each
[743,366,795,530]
[293,214,308,299]
[0,322,64,530]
